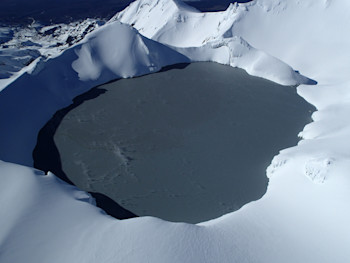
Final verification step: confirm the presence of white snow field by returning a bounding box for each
[1,0,350,262]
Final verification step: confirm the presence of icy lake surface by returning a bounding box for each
[43,62,314,223]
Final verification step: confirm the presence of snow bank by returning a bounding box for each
[3,156,348,263]
[175,36,313,85]
[1,0,350,262]
[0,161,208,263]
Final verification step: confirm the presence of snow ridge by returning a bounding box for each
[72,21,188,80]
[115,0,312,85]
[110,0,199,41]
[0,21,188,166]
[114,0,238,47]
[175,36,312,85]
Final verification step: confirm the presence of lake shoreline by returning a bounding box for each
[34,62,315,223]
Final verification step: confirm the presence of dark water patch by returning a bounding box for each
[34,62,315,223]
[33,87,137,219]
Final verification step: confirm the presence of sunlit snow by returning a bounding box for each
[1,0,350,262]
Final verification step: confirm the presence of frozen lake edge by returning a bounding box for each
[34,62,315,223]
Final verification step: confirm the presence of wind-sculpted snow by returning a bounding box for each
[0,21,188,166]
[72,22,187,80]
[112,0,236,47]
[175,36,312,85]
[114,0,312,86]
[1,0,350,262]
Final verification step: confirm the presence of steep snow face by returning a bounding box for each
[72,22,187,80]
[114,0,238,47]
[114,0,313,86]
[0,21,188,166]
[175,36,313,85]
[118,0,349,88]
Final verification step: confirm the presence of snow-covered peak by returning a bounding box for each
[72,21,189,80]
[113,0,243,47]
[109,0,198,42]
[110,0,195,22]
[111,0,241,47]
[112,0,310,86]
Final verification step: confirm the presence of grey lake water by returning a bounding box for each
[36,62,315,223]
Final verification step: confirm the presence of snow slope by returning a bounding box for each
[112,0,234,47]
[113,0,313,85]
[1,0,350,262]
[174,36,313,85]
[0,21,188,166]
